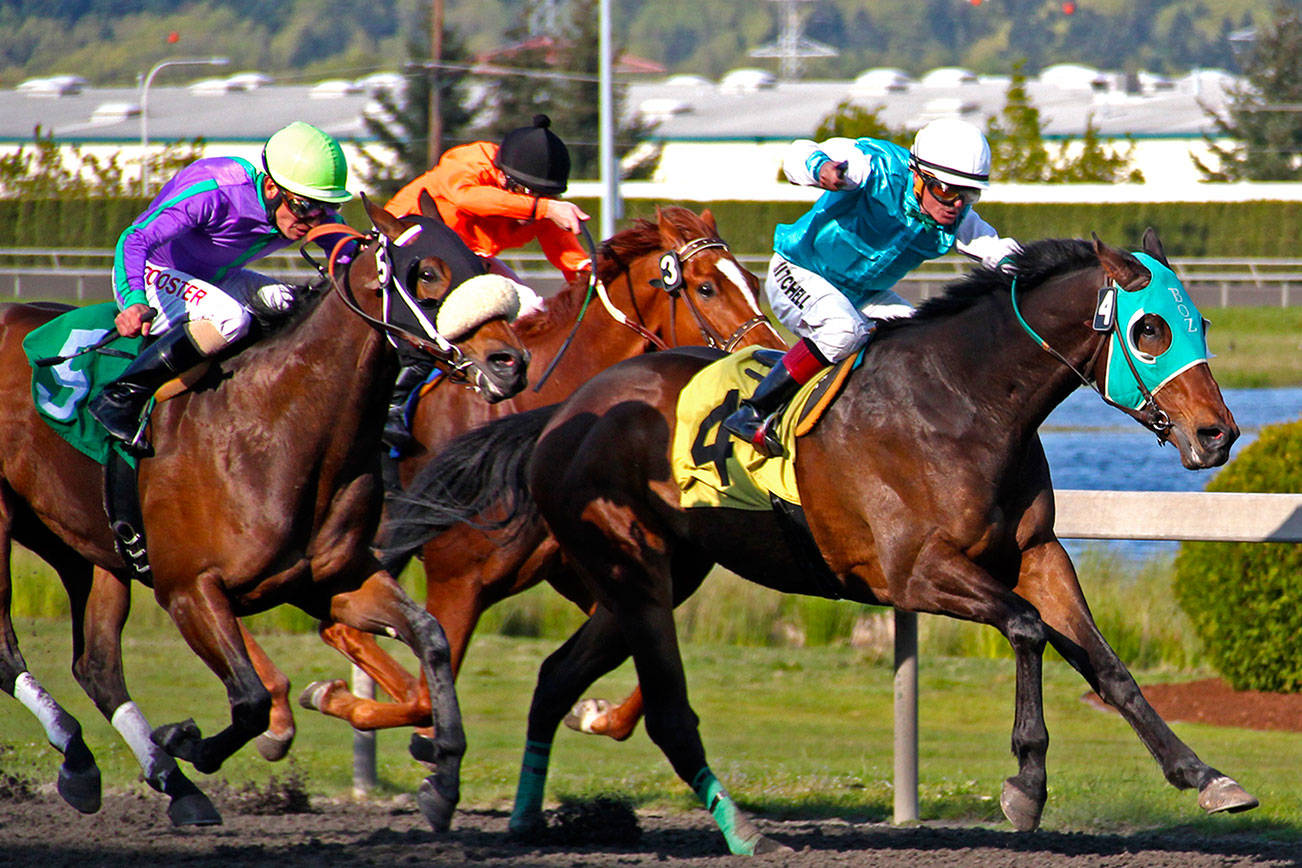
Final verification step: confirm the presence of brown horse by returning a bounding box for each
[257,207,784,750]
[0,198,527,830]
[413,232,1255,854]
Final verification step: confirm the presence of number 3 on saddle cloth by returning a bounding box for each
[23,302,171,584]
[670,344,865,511]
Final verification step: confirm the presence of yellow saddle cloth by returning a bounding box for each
[671,346,845,510]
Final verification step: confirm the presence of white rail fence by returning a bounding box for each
[2,249,1301,307]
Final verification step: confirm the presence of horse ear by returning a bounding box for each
[365,192,404,240]
[699,208,718,235]
[1140,227,1169,268]
[657,206,686,248]
[418,188,447,224]
[1092,232,1150,291]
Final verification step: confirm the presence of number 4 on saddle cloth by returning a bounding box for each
[670,344,864,512]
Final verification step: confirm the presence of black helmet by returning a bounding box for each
[496,114,571,197]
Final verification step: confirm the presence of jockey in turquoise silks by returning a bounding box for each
[722,117,1022,456]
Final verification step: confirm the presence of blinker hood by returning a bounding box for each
[1103,251,1209,410]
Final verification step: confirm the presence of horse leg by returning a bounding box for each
[148,573,276,776]
[326,567,464,833]
[301,623,432,730]
[72,566,220,826]
[508,605,635,837]
[901,538,1052,831]
[1017,540,1257,814]
[239,622,296,762]
[563,683,644,741]
[0,517,100,814]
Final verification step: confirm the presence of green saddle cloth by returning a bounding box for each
[22,302,143,466]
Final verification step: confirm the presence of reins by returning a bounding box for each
[1010,271,1172,437]
[301,223,470,378]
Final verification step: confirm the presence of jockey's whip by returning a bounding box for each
[33,309,156,367]
[531,221,599,392]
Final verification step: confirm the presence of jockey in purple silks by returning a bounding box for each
[90,121,352,454]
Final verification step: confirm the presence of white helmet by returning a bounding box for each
[910,118,991,189]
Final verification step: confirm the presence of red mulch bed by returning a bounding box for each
[1085,678,1302,732]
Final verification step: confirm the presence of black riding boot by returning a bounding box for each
[720,361,802,458]
[383,356,437,456]
[89,326,207,456]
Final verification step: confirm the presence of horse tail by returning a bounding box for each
[377,404,557,572]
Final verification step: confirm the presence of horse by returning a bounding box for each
[0,196,527,831]
[410,231,1256,854]
[256,206,784,750]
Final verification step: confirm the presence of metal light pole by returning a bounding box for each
[598,0,620,239]
[139,56,229,196]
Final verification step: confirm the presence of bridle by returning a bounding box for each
[1010,270,1173,438]
[300,223,481,386]
[598,234,770,352]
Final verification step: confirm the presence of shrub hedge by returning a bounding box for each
[1173,419,1302,693]
[6,198,1302,258]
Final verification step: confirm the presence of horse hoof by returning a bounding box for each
[152,719,202,760]
[409,732,437,765]
[57,762,101,814]
[1000,778,1044,832]
[507,810,546,840]
[1198,775,1259,814]
[563,698,613,735]
[298,680,341,712]
[750,835,793,855]
[167,791,223,827]
[255,728,295,762]
[416,777,458,833]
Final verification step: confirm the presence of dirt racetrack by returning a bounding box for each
[2,677,1300,867]
[1,786,1299,868]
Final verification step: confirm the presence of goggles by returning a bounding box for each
[919,172,982,207]
[279,187,338,221]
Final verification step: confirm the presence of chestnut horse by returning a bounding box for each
[0,198,526,831]
[415,232,1256,854]
[261,207,783,751]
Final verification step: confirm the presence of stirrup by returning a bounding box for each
[748,414,784,459]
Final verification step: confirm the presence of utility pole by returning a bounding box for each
[427,0,444,166]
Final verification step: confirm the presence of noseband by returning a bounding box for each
[600,236,769,352]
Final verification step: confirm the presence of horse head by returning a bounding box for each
[599,207,784,351]
[360,196,530,403]
[1091,230,1238,469]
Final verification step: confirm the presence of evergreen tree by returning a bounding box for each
[353,21,476,199]
[986,61,1053,182]
[1195,3,1302,181]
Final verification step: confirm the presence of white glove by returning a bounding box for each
[255,282,297,312]
[979,238,1022,273]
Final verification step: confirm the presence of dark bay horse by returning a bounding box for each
[421,232,1254,854]
[268,207,783,745]
[0,198,527,830]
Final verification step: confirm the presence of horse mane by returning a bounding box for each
[878,238,1100,333]
[513,206,716,340]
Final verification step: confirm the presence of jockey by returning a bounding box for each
[721,117,1022,456]
[89,121,352,455]
[380,113,586,454]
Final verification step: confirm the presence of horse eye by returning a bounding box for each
[696,281,716,298]
[418,267,438,283]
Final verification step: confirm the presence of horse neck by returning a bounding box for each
[524,264,671,394]
[868,267,1106,441]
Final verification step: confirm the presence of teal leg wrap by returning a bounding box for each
[691,766,759,855]
[509,739,552,835]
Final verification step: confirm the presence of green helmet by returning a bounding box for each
[261,121,352,203]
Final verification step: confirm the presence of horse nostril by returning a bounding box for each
[488,351,519,371]
[1198,425,1232,450]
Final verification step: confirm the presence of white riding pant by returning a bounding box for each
[138,261,296,344]
[763,252,915,362]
